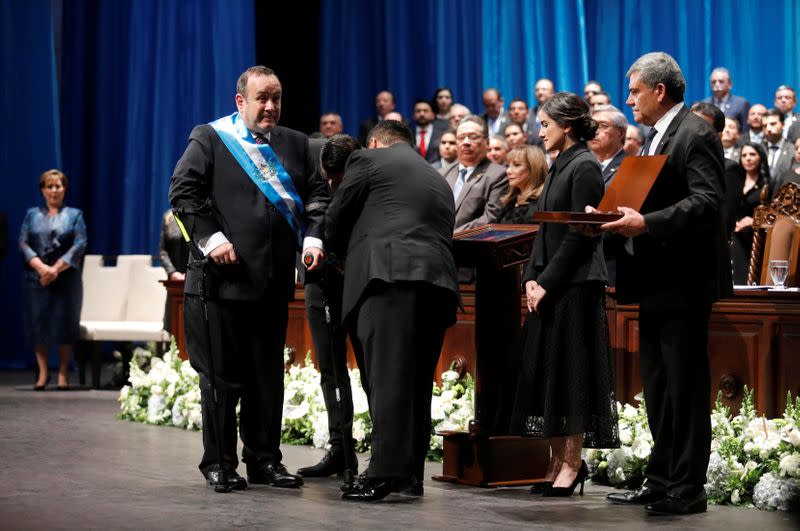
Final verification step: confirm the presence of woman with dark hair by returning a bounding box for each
[510,93,619,496]
[432,87,454,125]
[731,142,771,284]
[498,145,547,223]
[19,169,87,390]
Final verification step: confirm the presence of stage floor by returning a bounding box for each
[0,371,797,530]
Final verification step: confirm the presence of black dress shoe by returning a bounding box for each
[607,483,667,505]
[298,448,358,478]
[341,477,416,502]
[247,462,303,488]
[204,466,247,492]
[645,490,707,515]
[400,481,424,497]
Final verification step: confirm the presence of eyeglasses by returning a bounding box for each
[456,133,484,143]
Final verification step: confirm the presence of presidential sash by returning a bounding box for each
[209,112,305,246]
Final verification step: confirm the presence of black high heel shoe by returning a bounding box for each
[529,481,553,495]
[542,461,588,497]
[33,374,51,391]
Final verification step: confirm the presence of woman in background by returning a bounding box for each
[159,209,188,333]
[432,87,454,125]
[498,145,547,224]
[20,169,87,390]
[510,93,618,496]
[731,142,771,284]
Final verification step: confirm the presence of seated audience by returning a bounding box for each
[448,103,471,131]
[432,130,458,171]
[504,122,527,149]
[432,87,454,126]
[721,117,742,160]
[19,169,87,390]
[440,115,506,232]
[318,112,344,138]
[506,99,541,145]
[774,85,799,137]
[498,145,547,223]
[732,143,771,284]
[359,90,395,145]
[589,91,611,111]
[412,99,444,163]
[703,67,750,132]
[583,80,603,102]
[487,135,509,165]
[482,88,507,136]
[588,104,627,189]
[623,124,644,156]
[772,137,800,195]
[743,104,767,144]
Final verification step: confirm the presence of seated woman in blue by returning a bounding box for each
[19,170,87,390]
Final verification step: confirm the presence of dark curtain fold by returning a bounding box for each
[0,0,63,368]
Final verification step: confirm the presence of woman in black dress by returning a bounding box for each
[498,145,547,223]
[510,93,618,496]
[159,209,189,333]
[731,142,770,284]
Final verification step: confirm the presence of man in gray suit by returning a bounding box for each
[588,104,627,189]
[440,115,506,232]
[763,108,797,179]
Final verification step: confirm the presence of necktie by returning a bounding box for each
[641,127,658,155]
[769,145,779,169]
[254,134,268,145]
[419,129,427,158]
[453,168,467,201]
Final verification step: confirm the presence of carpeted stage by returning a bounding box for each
[0,371,797,530]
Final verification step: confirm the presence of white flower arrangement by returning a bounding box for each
[120,345,797,510]
[584,387,800,511]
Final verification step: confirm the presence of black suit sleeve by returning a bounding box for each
[168,125,221,245]
[324,151,372,257]
[535,159,603,292]
[644,128,723,237]
[301,135,330,242]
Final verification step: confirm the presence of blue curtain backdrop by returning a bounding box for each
[0,0,253,368]
[0,0,63,368]
[322,0,800,136]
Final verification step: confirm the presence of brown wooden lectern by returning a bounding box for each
[433,224,550,487]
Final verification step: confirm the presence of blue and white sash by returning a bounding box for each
[209,112,305,246]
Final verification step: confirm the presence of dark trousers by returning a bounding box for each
[183,293,288,473]
[304,271,356,449]
[350,281,451,481]
[639,304,712,495]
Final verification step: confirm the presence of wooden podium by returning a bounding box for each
[433,224,550,487]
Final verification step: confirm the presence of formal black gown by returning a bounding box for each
[498,198,538,224]
[509,143,619,449]
[731,177,769,285]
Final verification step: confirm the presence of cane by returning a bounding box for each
[174,210,232,493]
[303,252,356,491]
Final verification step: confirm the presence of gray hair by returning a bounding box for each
[711,67,730,81]
[450,103,471,116]
[626,52,686,103]
[489,134,508,149]
[458,114,489,138]
[592,104,628,130]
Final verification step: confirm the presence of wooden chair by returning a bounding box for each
[747,182,800,286]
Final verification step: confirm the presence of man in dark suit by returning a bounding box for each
[358,90,395,146]
[506,99,543,146]
[481,87,507,136]
[411,99,444,163]
[702,67,749,132]
[598,52,731,515]
[691,102,745,239]
[743,103,767,144]
[440,115,507,232]
[774,85,799,138]
[169,65,329,492]
[325,120,459,501]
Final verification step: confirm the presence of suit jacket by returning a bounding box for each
[602,149,627,189]
[743,129,765,144]
[615,106,732,310]
[723,144,742,161]
[414,121,445,163]
[702,94,750,132]
[482,111,508,136]
[764,138,797,180]
[169,124,329,301]
[523,143,606,291]
[324,143,459,324]
[787,121,800,144]
[440,158,507,232]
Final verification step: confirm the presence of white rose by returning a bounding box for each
[631,438,651,459]
[430,396,446,421]
[622,404,638,421]
[731,489,740,504]
[779,453,800,478]
[619,427,633,445]
[352,419,367,442]
[789,430,800,447]
[441,370,459,383]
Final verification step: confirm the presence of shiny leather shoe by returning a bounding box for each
[247,462,303,488]
[542,461,588,497]
[298,448,358,478]
[529,481,553,495]
[204,466,247,492]
[645,490,707,515]
[607,483,667,505]
[341,477,416,502]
